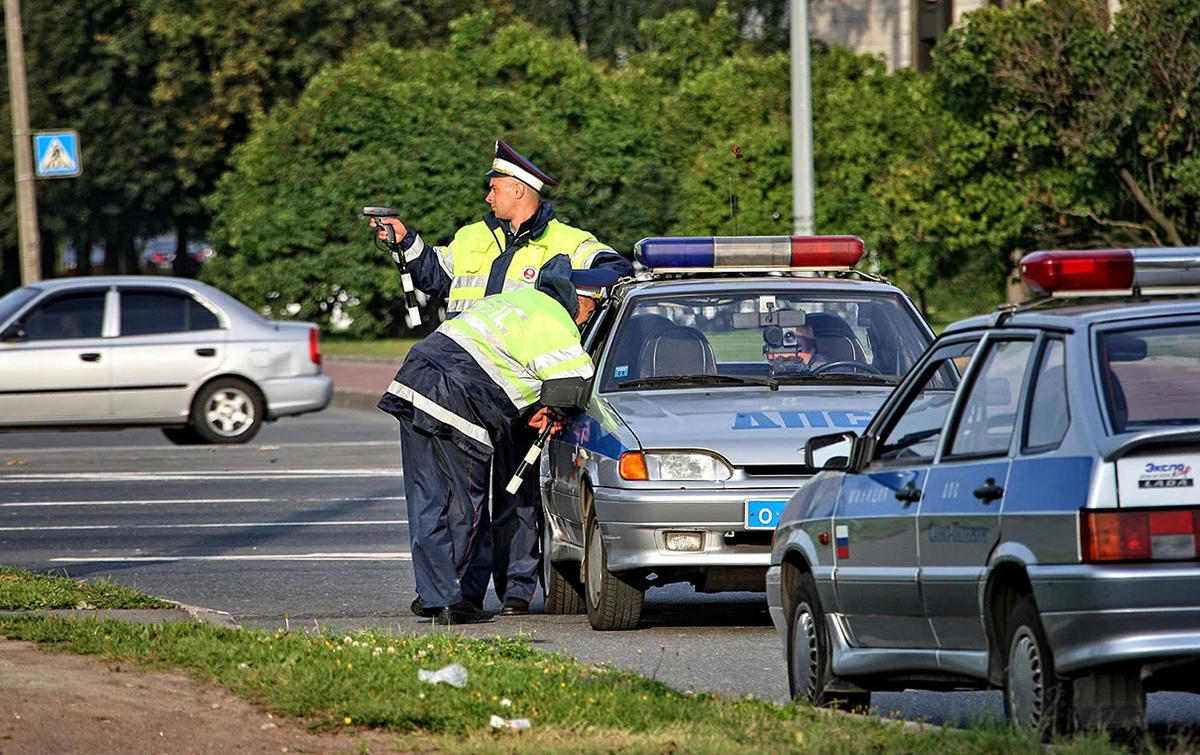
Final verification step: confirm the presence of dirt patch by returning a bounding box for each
[0,638,417,755]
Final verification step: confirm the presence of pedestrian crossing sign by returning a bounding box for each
[33,130,82,178]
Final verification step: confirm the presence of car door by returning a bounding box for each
[919,335,1036,651]
[108,286,227,420]
[542,298,617,545]
[832,337,979,649]
[0,287,113,423]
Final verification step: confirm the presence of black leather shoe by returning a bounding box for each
[499,598,530,616]
[410,597,437,618]
[437,600,494,625]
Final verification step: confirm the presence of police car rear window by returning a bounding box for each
[1100,323,1200,433]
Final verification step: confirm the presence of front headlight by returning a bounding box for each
[618,451,733,481]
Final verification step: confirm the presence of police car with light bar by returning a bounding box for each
[539,235,936,630]
[767,246,1200,735]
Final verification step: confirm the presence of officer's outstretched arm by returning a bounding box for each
[388,230,454,301]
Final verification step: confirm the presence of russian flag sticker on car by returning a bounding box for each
[836,525,850,559]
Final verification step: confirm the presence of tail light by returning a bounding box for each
[309,328,322,365]
[1082,509,1200,562]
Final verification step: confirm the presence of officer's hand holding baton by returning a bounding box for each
[505,407,565,494]
[363,206,422,329]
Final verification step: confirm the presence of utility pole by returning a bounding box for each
[790,0,815,236]
[5,0,40,284]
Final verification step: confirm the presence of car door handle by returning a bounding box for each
[195,348,217,357]
[973,478,1004,503]
[895,481,921,505]
[79,352,101,363]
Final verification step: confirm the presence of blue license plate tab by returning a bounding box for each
[745,499,788,529]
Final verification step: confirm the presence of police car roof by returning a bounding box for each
[944,296,1200,335]
[614,274,907,300]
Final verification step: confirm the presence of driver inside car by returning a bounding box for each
[763,321,828,375]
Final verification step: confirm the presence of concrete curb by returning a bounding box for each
[0,604,241,629]
[332,389,384,414]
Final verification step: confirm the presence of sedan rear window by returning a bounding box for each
[1099,323,1200,433]
[600,290,932,392]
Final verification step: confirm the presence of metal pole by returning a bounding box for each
[790,0,815,236]
[4,0,40,284]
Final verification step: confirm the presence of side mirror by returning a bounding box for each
[1,323,25,342]
[540,376,592,414]
[806,431,856,471]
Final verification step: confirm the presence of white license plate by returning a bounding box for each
[745,499,788,529]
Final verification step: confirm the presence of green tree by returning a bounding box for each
[205,12,673,336]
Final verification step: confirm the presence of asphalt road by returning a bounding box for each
[2,407,1197,732]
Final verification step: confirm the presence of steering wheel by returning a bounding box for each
[810,360,883,375]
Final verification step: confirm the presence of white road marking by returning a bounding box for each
[1,496,406,508]
[50,552,413,562]
[0,519,408,532]
[0,469,399,483]
[0,440,396,454]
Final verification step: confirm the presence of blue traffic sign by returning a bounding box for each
[33,131,82,178]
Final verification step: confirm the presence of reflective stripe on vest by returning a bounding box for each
[384,380,492,448]
[445,219,600,308]
[439,289,591,410]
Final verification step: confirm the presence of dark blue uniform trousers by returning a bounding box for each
[490,421,541,604]
[399,415,492,609]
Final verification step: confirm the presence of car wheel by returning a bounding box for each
[788,571,870,711]
[541,513,585,615]
[161,427,203,445]
[190,377,264,444]
[583,511,644,630]
[1003,594,1072,738]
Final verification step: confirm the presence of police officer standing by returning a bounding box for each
[377,259,618,624]
[372,140,631,616]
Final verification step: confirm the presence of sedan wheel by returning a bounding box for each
[583,512,644,630]
[1003,595,1072,738]
[190,378,264,444]
[788,571,870,711]
[541,511,585,615]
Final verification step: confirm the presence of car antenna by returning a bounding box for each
[729,144,743,236]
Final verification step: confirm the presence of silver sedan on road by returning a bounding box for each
[0,276,332,444]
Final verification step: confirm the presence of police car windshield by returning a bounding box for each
[599,290,931,393]
[1100,322,1200,433]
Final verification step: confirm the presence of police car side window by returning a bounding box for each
[947,339,1034,458]
[1023,339,1069,452]
[876,339,978,463]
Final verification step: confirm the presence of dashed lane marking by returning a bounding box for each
[0,519,408,532]
[50,552,414,562]
[0,469,399,483]
[1,496,406,507]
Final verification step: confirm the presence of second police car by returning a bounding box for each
[539,235,936,630]
[767,246,1200,736]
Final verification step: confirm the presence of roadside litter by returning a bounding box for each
[417,662,468,688]
[490,715,532,729]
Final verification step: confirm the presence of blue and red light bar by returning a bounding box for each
[635,236,865,271]
[1020,247,1200,296]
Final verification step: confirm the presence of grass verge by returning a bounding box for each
[0,565,173,610]
[0,613,1129,755]
[321,337,417,361]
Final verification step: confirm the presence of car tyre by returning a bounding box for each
[1003,594,1073,738]
[161,427,204,445]
[541,513,585,615]
[189,377,264,444]
[584,511,644,630]
[788,571,870,711]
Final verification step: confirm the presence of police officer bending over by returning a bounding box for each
[372,139,631,617]
[377,259,619,625]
